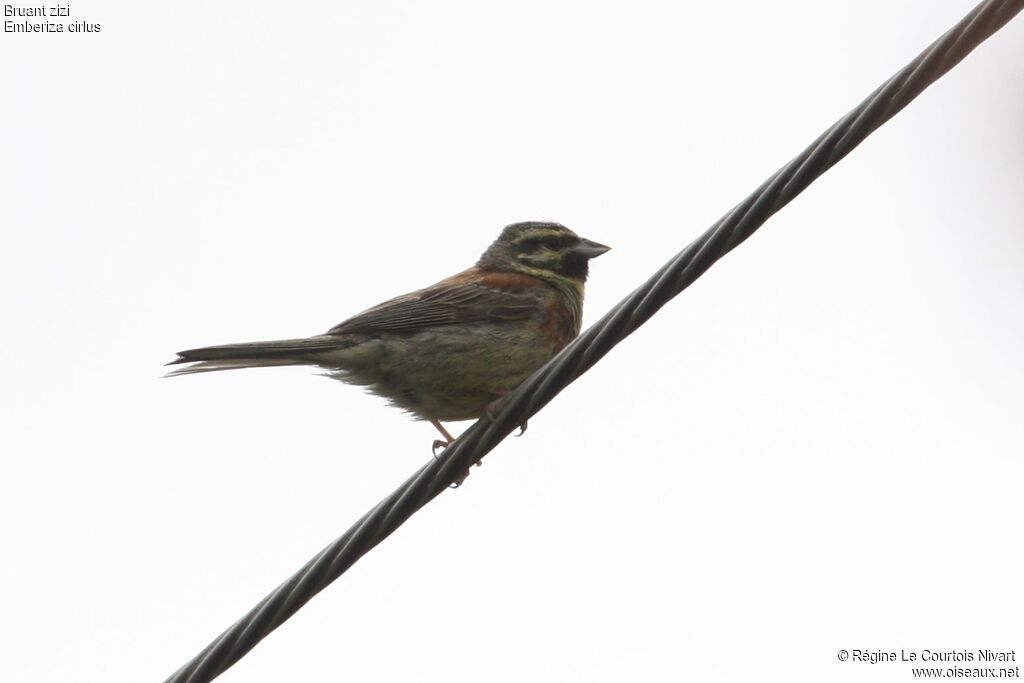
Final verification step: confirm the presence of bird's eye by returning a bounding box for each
[538,236,565,250]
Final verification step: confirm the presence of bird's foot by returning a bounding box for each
[429,439,467,487]
[450,459,484,489]
[428,418,488,489]
[484,396,528,437]
[430,419,456,460]
[451,467,471,489]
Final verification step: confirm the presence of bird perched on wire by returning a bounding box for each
[167,221,610,456]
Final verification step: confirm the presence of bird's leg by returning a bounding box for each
[430,420,455,457]
[484,393,528,437]
[430,420,475,488]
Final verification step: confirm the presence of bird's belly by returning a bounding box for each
[319,324,560,422]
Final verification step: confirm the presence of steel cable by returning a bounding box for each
[163,1,1024,680]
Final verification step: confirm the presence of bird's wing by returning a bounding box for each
[326,268,545,336]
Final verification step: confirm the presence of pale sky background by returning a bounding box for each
[2,1,1022,682]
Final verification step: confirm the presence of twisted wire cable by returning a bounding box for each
[164,1,1024,680]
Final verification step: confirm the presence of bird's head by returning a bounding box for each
[478,221,610,289]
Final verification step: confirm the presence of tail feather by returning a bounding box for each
[164,357,302,377]
[165,335,350,377]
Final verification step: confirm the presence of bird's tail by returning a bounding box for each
[164,336,349,377]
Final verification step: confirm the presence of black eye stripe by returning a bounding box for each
[523,235,574,250]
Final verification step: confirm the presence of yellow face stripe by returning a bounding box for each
[510,229,572,245]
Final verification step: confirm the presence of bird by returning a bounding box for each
[167,221,610,459]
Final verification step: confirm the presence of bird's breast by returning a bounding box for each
[539,289,582,350]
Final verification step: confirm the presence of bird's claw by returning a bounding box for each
[485,397,528,437]
[429,412,492,489]
[448,459,484,489]
[431,437,471,487]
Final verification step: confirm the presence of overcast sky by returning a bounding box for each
[2,1,1022,682]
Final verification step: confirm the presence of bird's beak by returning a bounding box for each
[572,238,611,259]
